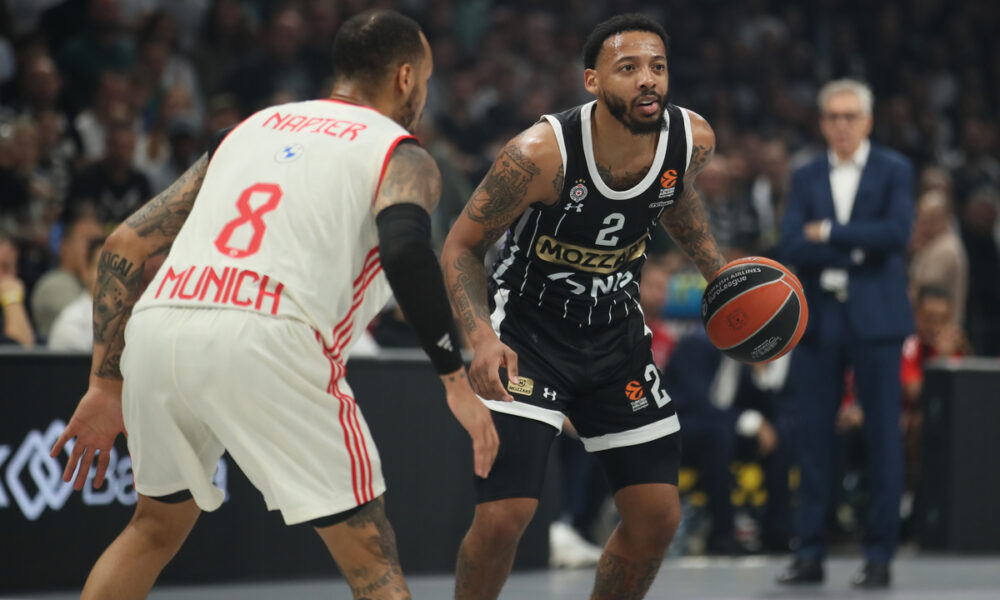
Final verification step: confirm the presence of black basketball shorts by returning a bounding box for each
[475,289,681,501]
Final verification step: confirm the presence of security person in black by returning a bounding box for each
[443,14,727,600]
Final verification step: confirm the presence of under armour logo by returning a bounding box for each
[436,333,454,352]
[543,387,557,401]
[565,202,584,213]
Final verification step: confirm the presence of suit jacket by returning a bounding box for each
[780,143,915,342]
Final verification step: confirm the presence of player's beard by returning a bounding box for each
[601,89,667,135]
[399,86,422,133]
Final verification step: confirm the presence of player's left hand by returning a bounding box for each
[50,377,126,491]
[442,369,500,478]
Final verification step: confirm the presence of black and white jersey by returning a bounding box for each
[491,100,695,326]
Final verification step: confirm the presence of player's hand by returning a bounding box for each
[469,335,518,402]
[50,377,126,491]
[442,369,500,478]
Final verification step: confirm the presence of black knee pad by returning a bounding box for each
[474,412,559,503]
[308,499,372,529]
[147,489,193,504]
[594,433,680,494]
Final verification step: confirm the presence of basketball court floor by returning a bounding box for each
[11,554,1000,599]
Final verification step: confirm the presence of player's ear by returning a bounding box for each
[584,68,599,96]
[396,62,414,95]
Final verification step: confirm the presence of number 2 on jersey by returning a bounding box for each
[643,364,670,408]
[214,183,283,258]
[595,212,625,246]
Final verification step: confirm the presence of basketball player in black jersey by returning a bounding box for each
[443,14,727,599]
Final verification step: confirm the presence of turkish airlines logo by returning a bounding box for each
[0,421,227,521]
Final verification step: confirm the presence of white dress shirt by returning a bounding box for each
[829,139,870,225]
[820,140,870,300]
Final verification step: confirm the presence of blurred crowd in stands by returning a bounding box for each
[1,0,998,562]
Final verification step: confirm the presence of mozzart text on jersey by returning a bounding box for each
[534,234,647,274]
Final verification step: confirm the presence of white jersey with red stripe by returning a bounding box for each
[134,99,415,359]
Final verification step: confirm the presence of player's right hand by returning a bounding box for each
[442,370,500,478]
[469,335,519,402]
[50,378,126,491]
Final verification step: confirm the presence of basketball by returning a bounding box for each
[701,256,808,363]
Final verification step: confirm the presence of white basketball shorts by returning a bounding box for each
[121,306,385,525]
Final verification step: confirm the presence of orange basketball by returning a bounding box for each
[701,256,808,363]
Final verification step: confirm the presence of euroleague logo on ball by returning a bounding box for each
[625,380,645,401]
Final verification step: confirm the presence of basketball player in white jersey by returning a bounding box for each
[49,10,498,599]
[443,14,726,600]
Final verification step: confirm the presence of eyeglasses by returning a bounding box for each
[821,112,864,123]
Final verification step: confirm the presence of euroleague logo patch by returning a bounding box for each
[660,169,678,189]
[625,380,649,412]
[658,169,678,200]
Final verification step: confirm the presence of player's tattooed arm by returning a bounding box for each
[373,143,442,216]
[92,252,143,378]
[659,112,727,280]
[90,154,208,380]
[126,153,207,246]
[442,123,560,342]
[443,138,543,339]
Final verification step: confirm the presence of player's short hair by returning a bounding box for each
[332,9,424,88]
[818,79,874,117]
[583,13,670,70]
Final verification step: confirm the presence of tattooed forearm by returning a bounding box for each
[92,251,144,379]
[126,154,207,241]
[661,189,726,280]
[447,142,539,337]
[92,155,207,380]
[661,134,725,280]
[443,370,468,383]
[591,552,662,600]
[448,246,493,335]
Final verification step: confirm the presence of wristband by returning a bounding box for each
[1,290,24,308]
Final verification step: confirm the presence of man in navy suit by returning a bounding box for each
[777,79,914,589]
